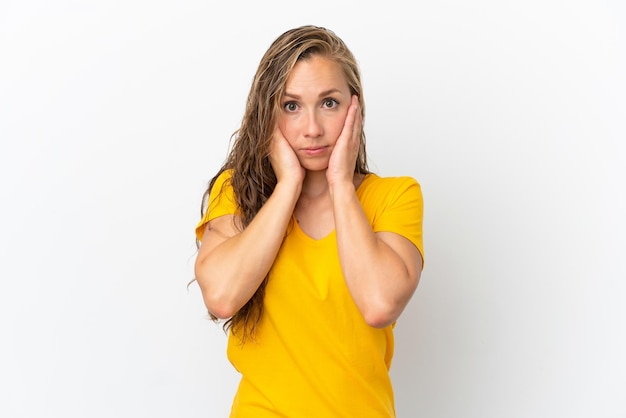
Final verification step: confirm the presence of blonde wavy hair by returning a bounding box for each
[198,25,369,342]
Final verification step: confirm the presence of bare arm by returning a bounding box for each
[331,182,422,328]
[327,96,422,327]
[194,129,304,319]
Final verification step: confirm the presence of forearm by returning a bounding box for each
[195,181,301,318]
[331,181,417,327]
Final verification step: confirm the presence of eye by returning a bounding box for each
[322,98,339,109]
[284,102,299,112]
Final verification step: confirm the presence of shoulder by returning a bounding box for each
[357,174,422,203]
[196,169,237,241]
[207,169,237,204]
[360,173,420,187]
[357,173,423,217]
[212,168,234,191]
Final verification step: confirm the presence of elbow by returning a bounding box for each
[363,313,397,329]
[198,284,240,320]
[362,302,401,329]
[199,280,239,319]
[361,280,418,328]
[194,264,238,320]
[204,297,237,320]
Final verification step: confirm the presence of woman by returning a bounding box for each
[194,25,424,417]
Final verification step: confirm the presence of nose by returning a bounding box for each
[304,110,323,138]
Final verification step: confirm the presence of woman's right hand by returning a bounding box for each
[269,126,305,186]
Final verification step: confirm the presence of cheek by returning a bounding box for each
[327,113,347,141]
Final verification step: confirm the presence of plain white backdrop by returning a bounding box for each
[1,1,625,417]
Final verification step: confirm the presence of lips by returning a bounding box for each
[302,146,329,156]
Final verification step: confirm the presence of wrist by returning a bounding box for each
[274,178,302,199]
[329,178,355,201]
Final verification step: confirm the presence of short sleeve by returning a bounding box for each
[195,170,237,242]
[360,176,424,265]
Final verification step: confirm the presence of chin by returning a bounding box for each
[298,158,329,173]
[302,163,329,173]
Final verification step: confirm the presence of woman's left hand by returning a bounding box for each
[327,95,361,188]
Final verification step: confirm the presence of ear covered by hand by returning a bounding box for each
[327,95,361,187]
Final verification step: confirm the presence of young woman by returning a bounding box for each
[194,25,424,417]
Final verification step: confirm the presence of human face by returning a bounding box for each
[278,55,352,172]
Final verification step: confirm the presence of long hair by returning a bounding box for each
[198,25,369,342]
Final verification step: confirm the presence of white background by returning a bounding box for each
[1,1,625,417]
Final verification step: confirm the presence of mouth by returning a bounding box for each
[301,146,329,156]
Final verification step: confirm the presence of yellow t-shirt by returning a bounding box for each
[196,170,424,418]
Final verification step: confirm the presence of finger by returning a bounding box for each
[346,96,358,132]
[352,96,361,140]
[345,97,361,155]
[337,96,357,146]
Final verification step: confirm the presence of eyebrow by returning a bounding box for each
[283,88,343,100]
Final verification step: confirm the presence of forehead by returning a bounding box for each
[284,55,349,94]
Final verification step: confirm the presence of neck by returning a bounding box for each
[301,170,330,199]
